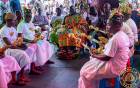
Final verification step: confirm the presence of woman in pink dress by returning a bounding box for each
[78,13,131,88]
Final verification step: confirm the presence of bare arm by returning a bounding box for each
[92,54,111,61]
[18,33,34,43]
[3,37,17,49]
[3,37,12,45]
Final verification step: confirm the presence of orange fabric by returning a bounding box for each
[61,15,88,48]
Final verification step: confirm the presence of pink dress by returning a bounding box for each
[0,56,21,88]
[35,31,54,66]
[78,31,130,88]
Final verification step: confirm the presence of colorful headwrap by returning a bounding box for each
[119,4,132,15]
[109,3,131,19]
[118,0,132,15]
[110,12,123,25]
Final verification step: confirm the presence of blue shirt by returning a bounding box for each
[10,0,21,13]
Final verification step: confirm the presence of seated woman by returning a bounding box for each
[0,47,21,88]
[78,13,131,88]
[17,8,54,67]
[0,13,38,85]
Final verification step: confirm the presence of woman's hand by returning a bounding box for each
[17,37,23,46]
[13,40,18,47]
[40,36,45,40]
[32,37,38,43]
[91,48,96,56]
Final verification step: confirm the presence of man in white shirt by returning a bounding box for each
[78,13,130,88]
[0,13,35,85]
[17,8,54,67]
[121,22,134,47]
[124,13,138,43]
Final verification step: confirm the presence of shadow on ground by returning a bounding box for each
[9,53,89,88]
[9,52,140,88]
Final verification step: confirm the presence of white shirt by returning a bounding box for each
[121,23,134,46]
[0,25,17,45]
[89,15,98,26]
[104,31,130,75]
[126,18,138,43]
[41,31,49,41]
[17,20,36,40]
[82,12,88,20]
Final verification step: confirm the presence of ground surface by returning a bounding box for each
[9,52,140,88]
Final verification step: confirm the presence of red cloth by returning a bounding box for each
[110,58,131,86]
[127,58,131,67]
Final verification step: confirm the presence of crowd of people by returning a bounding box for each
[0,0,139,88]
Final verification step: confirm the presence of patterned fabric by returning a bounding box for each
[59,14,88,48]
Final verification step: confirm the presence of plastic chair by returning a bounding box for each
[99,77,120,88]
